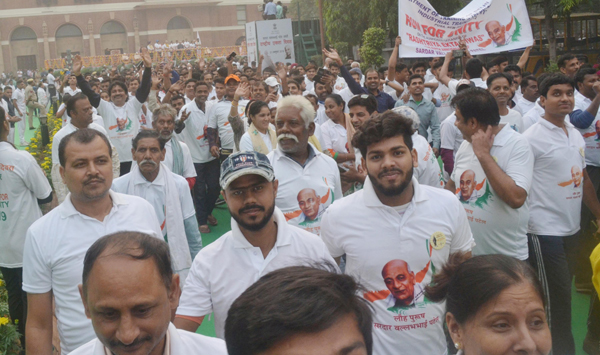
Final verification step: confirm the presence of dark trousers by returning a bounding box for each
[120,161,132,176]
[528,234,575,355]
[193,159,221,226]
[572,165,600,284]
[265,14,276,20]
[0,267,26,348]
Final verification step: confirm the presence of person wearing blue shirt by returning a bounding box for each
[263,0,277,20]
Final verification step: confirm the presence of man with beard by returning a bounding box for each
[487,73,524,132]
[23,128,161,354]
[149,104,196,186]
[112,130,202,285]
[179,81,220,233]
[174,151,335,338]
[71,232,226,355]
[267,95,342,235]
[320,111,473,355]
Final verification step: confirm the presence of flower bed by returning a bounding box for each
[0,274,22,354]
[24,106,62,188]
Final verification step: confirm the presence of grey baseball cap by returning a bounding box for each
[220,151,275,190]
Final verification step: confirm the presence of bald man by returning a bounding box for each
[459,170,479,203]
[485,20,510,47]
[381,260,423,309]
[297,188,323,222]
[572,166,582,188]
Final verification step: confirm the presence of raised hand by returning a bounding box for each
[322,48,342,65]
[141,47,153,68]
[180,109,190,123]
[234,81,250,101]
[72,55,83,76]
[276,62,287,80]
[395,36,402,47]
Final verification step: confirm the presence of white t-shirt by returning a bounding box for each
[432,80,453,122]
[320,118,349,154]
[177,207,336,338]
[207,99,236,150]
[22,191,162,353]
[96,98,143,163]
[523,117,586,236]
[451,124,534,259]
[267,145,343,236]
[440,113,464,159]
[46,73,56,86]
[447,78,486,95]
[412,132,444,188]
[333,76,348,93]
[574,90,600,167]
[0,142,52,267]
[58,103,71,125]
[522,100,544,132]
[177,100,215,164]
[314,102,328,126]
[37,87,49,106]
[514,97,536,116]
[500,108,524,133]
[239,130,274,153]
[112,169,195,237]
[321,177,474,355]
[63,86,81,96]
[51,122,108,166]
[11,88,25,114]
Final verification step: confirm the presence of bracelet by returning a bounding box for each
[334,152,339,161]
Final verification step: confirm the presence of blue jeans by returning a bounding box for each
[528,234,575,355]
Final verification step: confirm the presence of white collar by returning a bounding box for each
[363,176,427,208]
[60,190,127,219]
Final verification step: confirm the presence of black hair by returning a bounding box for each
[329,62,340,69]
[195,81,210,90]
[246,100,269,125]
[575,67,598,86]
[558,53,576,68]
[214,77,225,86]
[348,94,378,115]
[412,62,427,71]
[132,129,167,151]
[408,74,424,85]
[451,88,500,126]
[225,264,373,355]
[59,128,112,167]
[82,231,173,297]
[352,110,414,158]
[486,72,513,88]
[539,73,574,97]
[503,64,521,75]
[465,58,483,79]
[432,60,445,70]
[170,95,185,103]
[520,75,538,91]
[184,78,197,87]
[490,55,509,67]
[425,253,545,325]
[217,67,228,78]
[395,63,407,73]
[66,93,89,118]
[325,93,346,111]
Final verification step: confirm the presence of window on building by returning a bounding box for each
[237,5,247,25]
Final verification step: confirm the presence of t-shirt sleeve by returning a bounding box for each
[129,96,144,115]
[450,141,468,183]
[504,139,534,192]
[181,144,197,178]
[440,120,455,150]
[320,207,345,258]
[320,125,334,151]
[207,105,218,129]
[332,164,343,202]
[238,133,254,152]
[176,252,214,317]
[22,228,52,293]
[24,154,52,199]
[450,199,474,253]
[179,179,196,220]
[447,79,459,96]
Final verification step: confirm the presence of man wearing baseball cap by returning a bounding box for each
[207,74,241,163]
[174,151,335,338]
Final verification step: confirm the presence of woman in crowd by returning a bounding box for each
[239,100,277,154]
[426,253,552,355]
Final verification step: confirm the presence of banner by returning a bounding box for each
[246,22,258,66]
[256,19,295,69]
[398,0,534,58]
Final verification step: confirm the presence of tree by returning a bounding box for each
[287,0,320,20]
[359,27,387,70]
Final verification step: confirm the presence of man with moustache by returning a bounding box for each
[23,129,162,354]
[174,151,335,337]
[112,130,202,285]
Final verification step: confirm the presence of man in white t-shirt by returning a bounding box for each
[440,112,464,178]
[174,151,335,338]
[267,95,342,236]
[23,129,162,354]
[74,50,153,175]
[178,81,220,233]
[445,88,533,259]
[523,74,600,355]
[208,75,240,163]
[487,73,524,132]
[0,116,52,348]
[60,74,82,97]
[430,60,454,122]
[439,50,488,95]
[112,130,202,285]
[72,232,227,355]
[51,94,120,203]
[321,111,474,355]
[514,75,539,115]
[11,80,27,146]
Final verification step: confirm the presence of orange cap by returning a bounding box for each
[225,74,240,84]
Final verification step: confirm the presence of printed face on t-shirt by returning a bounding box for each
[459,170,477,201]
[382,260,416,307]
[571,166,582,188]
[297,188,321,221]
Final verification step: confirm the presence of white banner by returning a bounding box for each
[256,19,295,71]
[398,0,534,58]
[246,22,258,65]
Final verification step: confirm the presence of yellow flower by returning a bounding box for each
[0,317,9,326]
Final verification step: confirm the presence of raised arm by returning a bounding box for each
[324,48,363,95]
[277,63,289,96]
[439,51,454,87]
[516,46,532,70]
[73,54,101,107]
[135,48,153,103]
[388,36,402,81]
[229,82,249,150]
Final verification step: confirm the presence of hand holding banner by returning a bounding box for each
[398,0,534,58]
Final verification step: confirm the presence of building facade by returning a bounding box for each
[0,0,276,72]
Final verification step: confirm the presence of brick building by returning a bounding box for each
[0,0,281,73]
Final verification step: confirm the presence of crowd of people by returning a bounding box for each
[1,30,600,355]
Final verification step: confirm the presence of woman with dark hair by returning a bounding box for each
[425,253,551,355]
[238,100,277,154]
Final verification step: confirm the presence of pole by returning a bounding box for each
[318,0,326,63]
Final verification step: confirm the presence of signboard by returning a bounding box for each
[255,19,295,70]
[246,22,258,66]
[399,0,534,57]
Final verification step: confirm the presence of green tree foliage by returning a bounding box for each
[359,27,387,70]
[287,0,320,20]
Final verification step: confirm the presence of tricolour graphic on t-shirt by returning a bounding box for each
[109,117,133,133]
[558,165,583,190]
[454,169,493,208]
